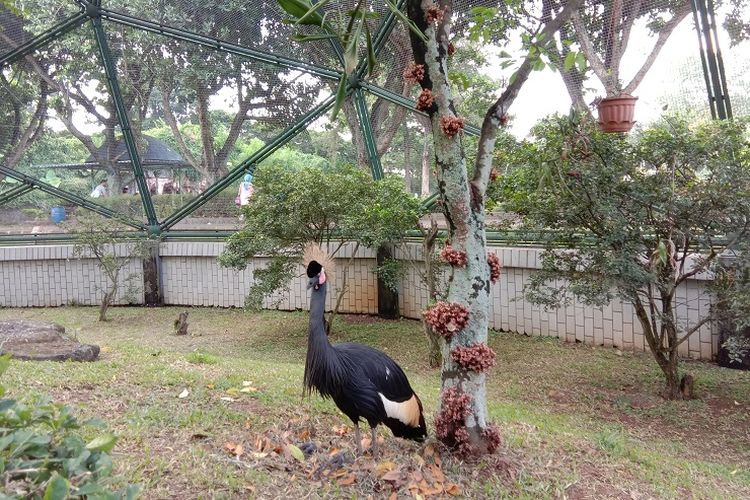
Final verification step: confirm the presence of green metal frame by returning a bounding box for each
[0,184,35,206]
[88,5,159,230]
[0,165,146,230]
[0,11,88,67]
[97,7,342,82]
[691,0,732,119]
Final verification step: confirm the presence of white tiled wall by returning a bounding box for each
[0,242,717,359]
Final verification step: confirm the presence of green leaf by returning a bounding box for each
[576,52,587,73]
[342,1,365,74]
[330,73,348,120]
[43,473,70,500]
[294,0,330,27]
[291,33,339,42]
[563,51,576,72]
[86,433,117,453]
[384,0,428,42]
[365,22,377,76]
[532,58,546,71]
[287,443,305,462]
[278,0,322,25]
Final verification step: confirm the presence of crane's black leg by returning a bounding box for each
[353,423,362,454]
[370,427,379,457]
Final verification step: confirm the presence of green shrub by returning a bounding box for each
[0,355,140,499]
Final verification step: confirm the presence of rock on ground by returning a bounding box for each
[0,320,100,362]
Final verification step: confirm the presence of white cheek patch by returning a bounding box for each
[379,393,420,427]
[319,268,327,284]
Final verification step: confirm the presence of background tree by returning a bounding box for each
[219,163,421,331]
[152,0,326,184]
[500,115,750,399]
[70,214,149,322]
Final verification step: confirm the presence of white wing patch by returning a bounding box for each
[379,393,420,427]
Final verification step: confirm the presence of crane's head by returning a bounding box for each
[303,243,334,291]
[306,260,326,290]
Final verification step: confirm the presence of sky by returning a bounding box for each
[500,10,748,138]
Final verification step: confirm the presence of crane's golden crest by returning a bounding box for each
[303,242,335,278]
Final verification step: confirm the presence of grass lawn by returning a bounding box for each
[1,306,749,499]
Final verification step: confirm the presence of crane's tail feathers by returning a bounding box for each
[380,393,427,441]
[303,242,336,278]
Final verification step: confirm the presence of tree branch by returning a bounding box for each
[472,0,585,202]
[570,12,613,92]
[675,314,712,347]
[622,4,691,95]
[160,87,200,169]
[618,0,644,59]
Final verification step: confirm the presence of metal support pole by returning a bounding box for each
[0,165,147,230]
[97,8,341,82]
[87,4,159,229]
[352,87,383,180]
[160,95,337,230]
[0,12,88,67]
[0,184,35,206]
[691,0,732,119]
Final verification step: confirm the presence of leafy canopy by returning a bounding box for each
[219,163,422,308]
[498,114,750,308]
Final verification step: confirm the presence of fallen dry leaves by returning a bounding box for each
[216,417,489,498]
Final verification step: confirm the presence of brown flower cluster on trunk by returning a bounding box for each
[450,343,497,372]
[487,252,502,283]
[425,4,445,25]
[440,244,467,267]
[482,424,503,454]
[423,301,469,339]
[403,62,425,85]
[489,168,498,182]
[416,89,434,111]
[447,42,456,56]
[434,387,473,456]
[440,116,465,137]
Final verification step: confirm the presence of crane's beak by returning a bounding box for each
[306,267,326,290]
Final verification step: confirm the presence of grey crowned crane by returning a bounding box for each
[303,245,427,455]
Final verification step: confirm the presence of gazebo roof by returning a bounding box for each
[84,136,187,165]
[37,136,193,171]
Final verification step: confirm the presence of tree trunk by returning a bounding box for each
[404,124,414,193]
[407,0,491,453]
[633,295,684,399]
[99,290,114,322]
[423,220,442,367]
[377,244,400,319]
[420,130,431,197]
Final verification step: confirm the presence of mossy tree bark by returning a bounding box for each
[406,0,583,454]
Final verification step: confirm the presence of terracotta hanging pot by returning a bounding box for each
[597,94,638,133]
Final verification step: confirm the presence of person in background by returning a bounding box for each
[238,172,254,206]
[90,180,108,198]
